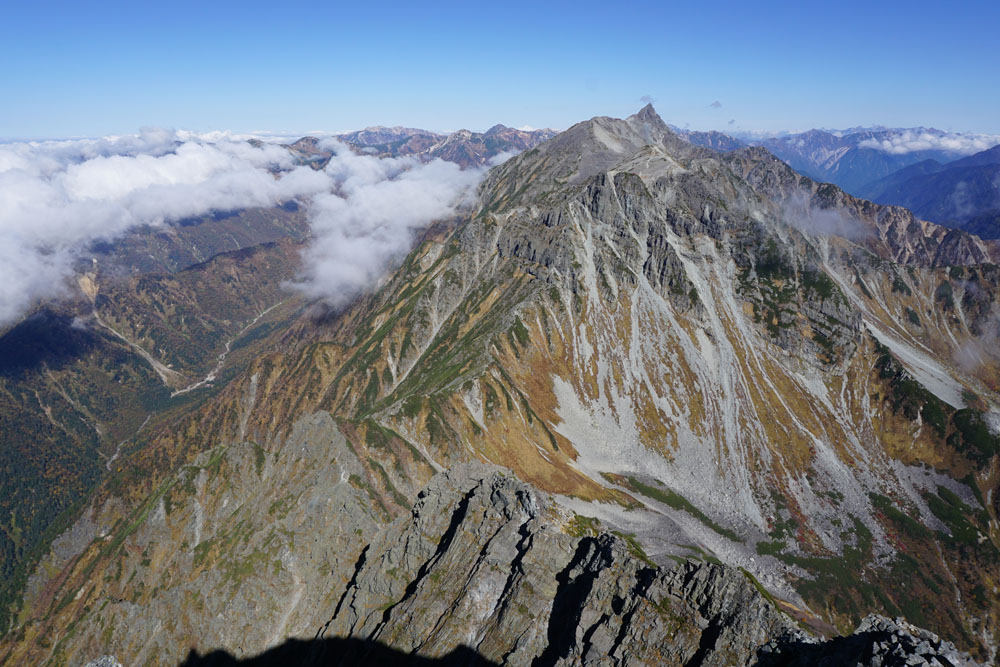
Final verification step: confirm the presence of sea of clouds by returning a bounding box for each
[0,130,492,327]
[858,129,1000,156]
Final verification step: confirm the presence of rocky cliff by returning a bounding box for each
[70,461,983,666]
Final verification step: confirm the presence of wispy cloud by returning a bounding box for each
[709,100,722,109]
[859,130,1000,155]
[781,189,871,241]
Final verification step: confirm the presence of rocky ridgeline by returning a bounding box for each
[157,464,978,667]
[308,463,791,665]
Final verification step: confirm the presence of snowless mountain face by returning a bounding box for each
[0,203,312,634]
[4,106,1000,665]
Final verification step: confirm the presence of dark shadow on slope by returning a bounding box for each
[533,537,609,667]
[178,637,497,667]
[0,309,101,379]
[753,631,914,666]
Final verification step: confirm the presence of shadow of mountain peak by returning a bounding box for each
[178,637,498,667]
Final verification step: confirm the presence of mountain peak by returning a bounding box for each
[631,102,661,122]
[628,103,669,131]
[623,103,675,147]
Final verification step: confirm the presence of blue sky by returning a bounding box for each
[3,0,999,139]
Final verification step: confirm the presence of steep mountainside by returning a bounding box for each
[5,107,1000,664]
[82,203,310,275]
[0,234,306,634]
[855,159,946,201]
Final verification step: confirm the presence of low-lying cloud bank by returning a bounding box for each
[0,130,330,325]
[0,130,493,328]
[292,139,484,308]
[859,130,1000,156]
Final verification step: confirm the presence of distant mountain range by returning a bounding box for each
[287,124,558,169]
[675,126,1000,238]
[857,145,1000,239]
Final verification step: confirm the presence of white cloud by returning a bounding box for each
[0,129,331,327]
[0,129,491,328]
[858,130,1000,156]
[291,140,485,308]
[782,189,871,241]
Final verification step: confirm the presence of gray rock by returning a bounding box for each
[83,657,122,667]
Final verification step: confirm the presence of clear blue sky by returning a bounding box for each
[3,0,999,139]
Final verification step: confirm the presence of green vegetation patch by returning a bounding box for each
[925,486,983,547]
[565,514,601,538]
[873,339,948,438]
[934,281,955,311]
[624,476,740,542]
[869,493,931,540]
[611,531,655,566]
[252,443,266,477]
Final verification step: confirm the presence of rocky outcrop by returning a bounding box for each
[83,657,123,667]
[314,463,794,665]
[180,464,981,666]
[759,615,980,666]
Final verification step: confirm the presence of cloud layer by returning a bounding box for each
[0,129,492,328]
[291,140,485,308]
[0,130,333,326]
[859,129,1000,156]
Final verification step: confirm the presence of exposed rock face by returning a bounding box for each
[759,615,981,666]
[82,657,123,667]
[317,463,795,665]
[84,462,980,667]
